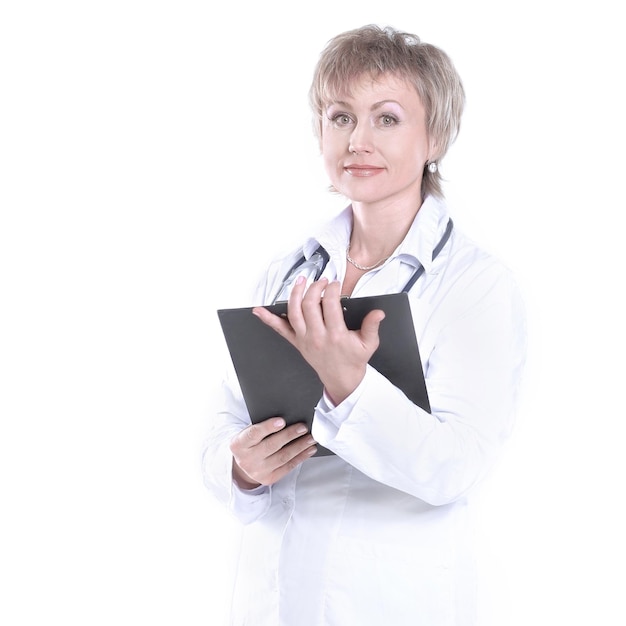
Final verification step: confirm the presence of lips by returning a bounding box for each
[344,164,384,177]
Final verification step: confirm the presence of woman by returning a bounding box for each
[203,24,526,625]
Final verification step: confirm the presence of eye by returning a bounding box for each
[380,114,398,127]
[329,112,353,127]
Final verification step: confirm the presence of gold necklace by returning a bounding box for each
[346,243,390,271]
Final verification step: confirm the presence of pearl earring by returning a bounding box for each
[427,162,438,173]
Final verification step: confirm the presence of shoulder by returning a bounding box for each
[437,221,525,320]
[252,246,305,306]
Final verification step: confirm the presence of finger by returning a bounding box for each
[235,425,314,487]
[289,276,327,335]
[258,422,311,457]
[299,277,329,328]
[232,417,286,451]
[319,280,346,330]
[252,306,297,344]
[359,309,385,350]
[284,275,308,334]
[267,439,318,483]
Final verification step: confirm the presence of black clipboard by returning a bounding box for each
[217,292,430,456]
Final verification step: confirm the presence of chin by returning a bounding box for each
[333,183,388,205]
[342,190,391,205]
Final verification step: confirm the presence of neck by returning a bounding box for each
[349,197,423,264]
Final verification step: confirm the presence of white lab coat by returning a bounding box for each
[203,196,527,625]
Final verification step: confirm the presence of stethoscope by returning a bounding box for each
[271,218,454,305]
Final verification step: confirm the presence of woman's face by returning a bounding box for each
[321,73,431,207]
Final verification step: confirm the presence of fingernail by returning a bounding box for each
[295,424,308,435]
[274,418,286,428]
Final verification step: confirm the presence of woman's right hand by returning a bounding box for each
[229,418,317,489]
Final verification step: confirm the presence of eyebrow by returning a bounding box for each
[326,99,404,110]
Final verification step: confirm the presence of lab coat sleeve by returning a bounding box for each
[201,367,274,524]
[312,261,527,506]
[201,259,293,525]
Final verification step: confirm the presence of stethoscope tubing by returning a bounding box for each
[273,218,453,304]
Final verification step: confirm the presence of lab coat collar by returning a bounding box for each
[302,196,450,275]
[397,195,450,275]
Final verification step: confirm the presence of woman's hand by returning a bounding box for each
[253,276,385,405]
[230,418,317,489]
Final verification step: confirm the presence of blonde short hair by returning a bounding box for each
[309,25,465,199]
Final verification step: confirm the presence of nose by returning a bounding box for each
[348,122,373,155]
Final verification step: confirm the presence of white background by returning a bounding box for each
[1,1,624,624]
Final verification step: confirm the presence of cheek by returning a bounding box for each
[398,135,429,170]
[321,137,343,170]
[321,131,338,153]
[322,152,341,184]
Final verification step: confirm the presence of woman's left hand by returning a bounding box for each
[252,276,385,405]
